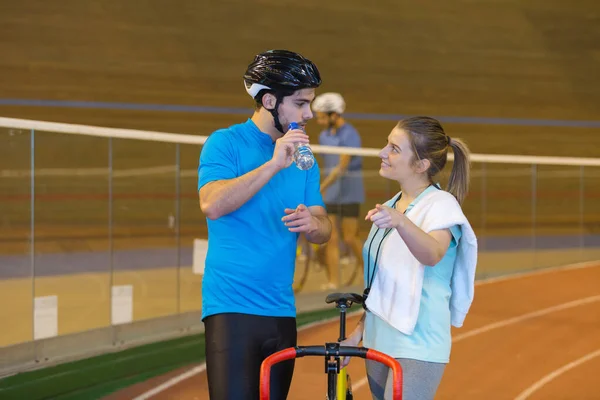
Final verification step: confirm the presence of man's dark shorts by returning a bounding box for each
[325,203,361,218]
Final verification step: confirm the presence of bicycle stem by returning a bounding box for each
[338,305,347,342]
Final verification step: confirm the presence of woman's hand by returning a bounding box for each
[365,204,405,229]
[339,329,363,368]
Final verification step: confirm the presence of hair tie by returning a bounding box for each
[446,135,451,146]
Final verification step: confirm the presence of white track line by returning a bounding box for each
[131,311,361,400]
[513,348,600,400]
[132,365,206,400]
[351,261,600,394]
[352,376,370,393]
[452,294,600,343]
[474,260,600,287]
[351,294,600,394]
[134,260,600,399]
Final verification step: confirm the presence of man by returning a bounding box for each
[312,92,365,289]
[198,50,332,400]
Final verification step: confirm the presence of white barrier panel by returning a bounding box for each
[111,285,133,325]
[193,239,208,275]
[34,295,58,340]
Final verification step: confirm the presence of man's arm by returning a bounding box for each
[199,161,279,220]
[320,154,351,192]
[304,205,332,244]
[199,128,309,220]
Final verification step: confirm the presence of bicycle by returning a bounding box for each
[294,236,362,294]
[293,235,320,293]
[259,292,403,399]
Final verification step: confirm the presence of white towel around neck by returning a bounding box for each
[364,188,478,335]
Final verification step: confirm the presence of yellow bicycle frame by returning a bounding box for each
[337,366,348,399]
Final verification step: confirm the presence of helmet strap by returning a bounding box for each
[267,93,286,134]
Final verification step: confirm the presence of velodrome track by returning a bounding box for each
[105,262,600,400]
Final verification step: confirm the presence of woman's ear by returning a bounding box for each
[262,93,276,110]
[416,158,431,174]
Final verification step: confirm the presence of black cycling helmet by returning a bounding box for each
[244,49,322,133]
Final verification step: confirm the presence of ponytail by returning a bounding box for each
[446,137,471,204]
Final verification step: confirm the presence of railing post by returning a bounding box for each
[531,164,537,267]
[579,166,585,261]
[30,129,36,344]
[175,144,181,314]
[108,137,115,344]
[480,163,487,256]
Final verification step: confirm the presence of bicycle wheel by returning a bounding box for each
[341,261,361,287]
[311,242,326,272]
[346,373,354,400]
[293,243,310,293]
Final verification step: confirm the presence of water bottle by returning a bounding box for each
[288,122,315,170]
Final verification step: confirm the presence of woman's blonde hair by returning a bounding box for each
[397,116,471,204]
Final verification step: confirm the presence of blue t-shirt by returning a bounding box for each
[362,186,462,363]
[197,119,325,320]
[318,123,365,204]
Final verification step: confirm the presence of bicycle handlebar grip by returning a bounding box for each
[259,347,298,400]
[366,349,403,400]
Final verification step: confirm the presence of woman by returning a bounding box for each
[342,116,478,400]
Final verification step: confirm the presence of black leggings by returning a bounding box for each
[204,313,297,400]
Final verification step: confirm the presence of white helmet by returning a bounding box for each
[312,92,346,114]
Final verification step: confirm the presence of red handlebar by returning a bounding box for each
[259,347,297,399]
[365,348,403,399]
[259,346,402,400]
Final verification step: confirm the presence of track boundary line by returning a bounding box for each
[352,294,600,394]
[513,348,600,400]
[132,260,599,399]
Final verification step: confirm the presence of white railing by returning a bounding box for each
[2,117,600,167]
